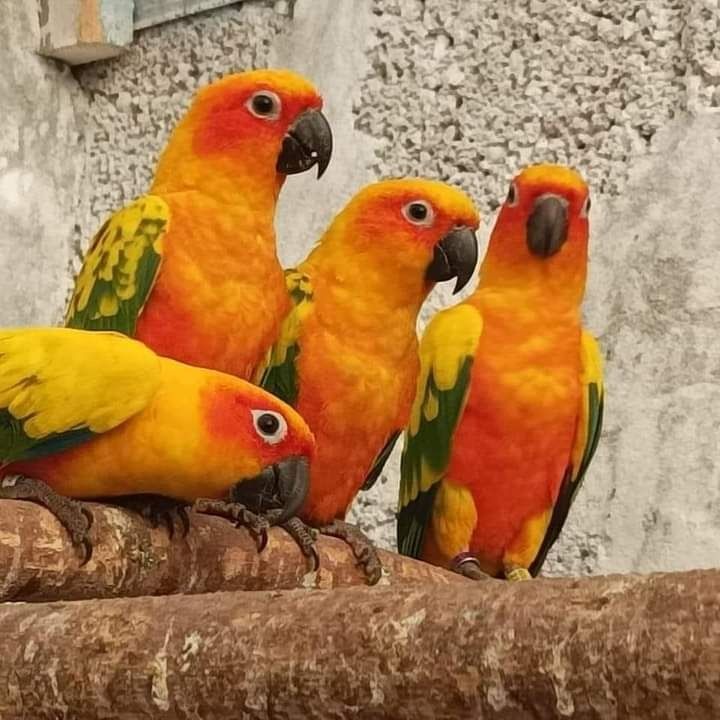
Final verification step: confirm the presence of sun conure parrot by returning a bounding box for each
[257,178,480,582]
[65,68,332,382]
[397,164,603,581]
[0,328,315,561]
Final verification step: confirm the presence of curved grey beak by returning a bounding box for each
[527,195,568,258]
[425,226,478,294]
[277,109,333,178]
[229,456,310,524]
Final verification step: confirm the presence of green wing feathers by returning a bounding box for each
[65,195,168,335]
[529,330,605,576]
[256,269,314,405]
[397,305,483,558]
[0,328,161,465]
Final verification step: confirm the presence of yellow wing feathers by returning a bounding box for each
[258,270,313,376]
[398,303,482,556]
[409,304,483,436]
[255,269,314,404]
[65,196,168,332]
[0,328,161,440]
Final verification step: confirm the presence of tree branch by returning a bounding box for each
[0,570,718,719]
[0,499,464,602]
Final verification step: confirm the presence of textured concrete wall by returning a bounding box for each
[2,0,720,576]
[0,0,86,325]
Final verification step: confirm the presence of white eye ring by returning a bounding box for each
[506,182,519,207]
[251,409,288,445]
[246,90,282,120]
[402,200,435,227]
[580,195,591,219]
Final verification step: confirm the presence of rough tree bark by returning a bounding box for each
[0,569,718,719]
[0,499,464,601]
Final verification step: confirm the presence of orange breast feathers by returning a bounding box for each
[446,316,582,570]
[135,193,290,380]
[295,327,419,525]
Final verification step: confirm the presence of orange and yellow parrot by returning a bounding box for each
[65,69,332,382]
[398,165,604,581]
[0,328,315,559]
[258,179,479,581]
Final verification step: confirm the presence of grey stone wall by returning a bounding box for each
[2,0,720,576]
[0,0,86,325]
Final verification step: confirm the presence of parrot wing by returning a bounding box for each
[361,430,401,492]
[65,195,169,335]
[256,269,314,405]
[0,328,161,464]
[529,330,604,576]
[397,304,483,558]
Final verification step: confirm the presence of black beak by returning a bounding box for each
[527,195,568,258]
[425,226,478,294]
[228,456,310,524]
[276,109,333,179]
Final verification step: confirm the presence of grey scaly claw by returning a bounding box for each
[0,475,94,564]
[193,498,269,552]
[281,516,320,572]
[318,519,382,585]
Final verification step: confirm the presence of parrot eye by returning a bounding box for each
[251,409,288,445]
[580,195,591,218]
[402,200,435,227]
[506,182,519,207]
[247,91,281,120]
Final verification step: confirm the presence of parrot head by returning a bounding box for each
[481,164,590,299]
[322,178,479,299]
[203,378,316,522]
[153,69,333,193]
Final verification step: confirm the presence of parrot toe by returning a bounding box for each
[0,474,94,564]
[78,506,95,565]
[280,516,320,572]
[104,494,191,539]
[317,519,383,585]
[450,553,492,581]
[505,567,532,582]
[192,498,270,552]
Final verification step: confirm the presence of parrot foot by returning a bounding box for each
[450,553,491,581]
[0,474,94,564]
[193,498,270,552]
[105,494,191,539]
[317,520,382,585]
[505,566,532,582]
[280,516,320,572]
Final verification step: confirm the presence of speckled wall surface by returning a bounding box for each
[0,0,86,325]
[3,0,720,576]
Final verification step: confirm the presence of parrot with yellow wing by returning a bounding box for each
[65,69,332,381]
[0,328,315,561]
[258,179,480,582]
[398,164,603,581]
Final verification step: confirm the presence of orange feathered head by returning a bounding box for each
[480,164,590,300]
[315,179,480,301]
[202,377,316,521]
[153,69,332,193]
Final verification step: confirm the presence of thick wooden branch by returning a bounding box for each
[0,500,464,602]
[0,570,718,719]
